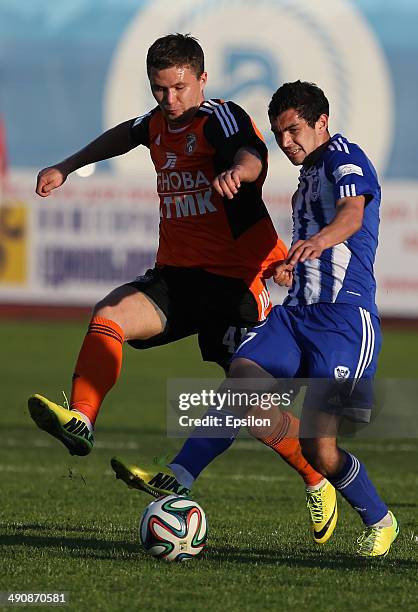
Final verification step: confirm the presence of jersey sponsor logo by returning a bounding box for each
[157,169,210,193]
[160,190,217,219]
[333,164,364,183]
[185,133,197,155]
[161,152,177,169]
[334,365,351,380]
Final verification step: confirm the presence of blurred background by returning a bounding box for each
[0,0,417,318]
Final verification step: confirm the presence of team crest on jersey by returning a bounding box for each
[311,175,321,201]
[301,167,320,201]
[334,365,351,380]
[185,133,197,155]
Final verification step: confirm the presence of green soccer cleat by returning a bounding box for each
[28,393,94,456]
[306,480,338,544]
[111,456,190,498]
[356,511,399,557]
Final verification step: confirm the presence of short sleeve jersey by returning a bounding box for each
[130,99,287,280]
[284,133,381,315]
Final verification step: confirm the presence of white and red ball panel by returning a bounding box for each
[140,495,207,562]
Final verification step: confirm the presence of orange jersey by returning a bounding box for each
[130,99,287,281]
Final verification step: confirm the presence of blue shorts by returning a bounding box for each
[233,303,381,422]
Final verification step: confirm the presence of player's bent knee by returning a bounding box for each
[92,286,164,340]
[93,300,115,320]
[93,298,128,329]
[92,285,136,320]
[300,438,339,477]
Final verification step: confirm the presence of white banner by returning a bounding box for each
[0,171,417,316]
[374,181,418,316]
[0,171,159,305]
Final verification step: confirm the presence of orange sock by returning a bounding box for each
[70,316,124,426]
[259,411,323,487]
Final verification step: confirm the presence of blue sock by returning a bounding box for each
[329,450,388,526]
[170,409,241,479]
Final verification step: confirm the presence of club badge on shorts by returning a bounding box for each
[334,365,351,380]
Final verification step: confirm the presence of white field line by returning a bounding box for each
[2,438,141,450]
[2,438,417,452]
[0,465,55,474]
[1,464,417,486]
[0,464,286,482]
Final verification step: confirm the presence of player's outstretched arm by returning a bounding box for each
[287,195,366,265]
[212,147,263,200]
[36,166,67,197]
[35,120,137,197]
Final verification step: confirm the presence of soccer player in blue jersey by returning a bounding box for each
[115,80,399,557]
[231,80,398,557]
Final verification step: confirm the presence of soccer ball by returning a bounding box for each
[139,495,207,562]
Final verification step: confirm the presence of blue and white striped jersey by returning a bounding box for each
[284,133,380,315]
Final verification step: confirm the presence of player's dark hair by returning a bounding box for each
[146,33,205,78]
[268,81,329,127]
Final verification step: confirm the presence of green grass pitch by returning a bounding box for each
[1,320,417,611]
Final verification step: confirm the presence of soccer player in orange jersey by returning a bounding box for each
[29,34,336,544]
